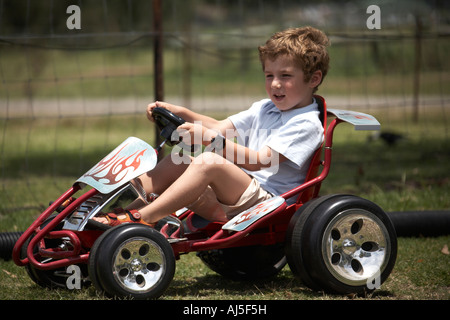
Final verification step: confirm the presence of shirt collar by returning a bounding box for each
[264,98,319,124]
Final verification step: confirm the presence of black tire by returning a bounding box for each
[286,194,397,295]
[90,224,175,299]
[0,232,23,261]
[87,226,113,293]
[197,243,287,281]
[285,198,323,291]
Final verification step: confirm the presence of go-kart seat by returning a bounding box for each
[293,94,327,206]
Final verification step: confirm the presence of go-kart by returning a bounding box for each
[12,95,397,299]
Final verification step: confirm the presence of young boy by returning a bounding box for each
[95,26,330,226]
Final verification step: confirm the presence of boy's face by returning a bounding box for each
[263,55,320,111]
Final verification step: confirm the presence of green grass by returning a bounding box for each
[0,110,449,300]
[1,236,449,300]
[1,39,449,99]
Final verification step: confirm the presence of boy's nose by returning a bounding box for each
[272,81,282,89]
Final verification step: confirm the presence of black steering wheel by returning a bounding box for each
[152,107,185,146]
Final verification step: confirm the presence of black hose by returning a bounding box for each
[387,210,450,237]
[0,232,23,261]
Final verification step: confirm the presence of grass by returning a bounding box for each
[0,108,449,301]
[1,39,449,99]
[1,237,449,300]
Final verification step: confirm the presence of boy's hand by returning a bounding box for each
[177,122,217,146]
[146,101,180,122]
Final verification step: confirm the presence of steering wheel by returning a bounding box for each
[152,107,185,146]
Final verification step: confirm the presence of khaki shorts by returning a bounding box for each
[187,178,273,220]
[220,178,273,219]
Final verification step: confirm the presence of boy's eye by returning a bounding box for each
[282,74,292,78]
[265,74,273,79]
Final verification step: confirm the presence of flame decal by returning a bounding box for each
[83,144,146,185]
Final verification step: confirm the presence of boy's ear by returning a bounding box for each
[309,70,323,88]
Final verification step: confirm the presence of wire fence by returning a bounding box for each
[0,0,449,216]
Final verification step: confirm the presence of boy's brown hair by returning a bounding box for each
[258,26,330,92]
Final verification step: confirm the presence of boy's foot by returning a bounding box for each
[93,208,155,227]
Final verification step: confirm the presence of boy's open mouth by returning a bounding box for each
[273,94,285,101]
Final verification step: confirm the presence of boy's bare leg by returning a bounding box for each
[94,152,251,224]
[137,152,192,196]
[95,153,191,216]
[138,152,252,223]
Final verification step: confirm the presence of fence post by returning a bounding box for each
[413,15,422,124]
[153,0,164,156]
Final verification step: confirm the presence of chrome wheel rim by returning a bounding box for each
[322,209,390,286]
[112,237,165,293]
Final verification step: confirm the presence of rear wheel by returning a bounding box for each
[197,243,286,281]
[286,194,397,295]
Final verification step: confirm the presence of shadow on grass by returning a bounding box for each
[164,273,320,299]
[163,271,396,300]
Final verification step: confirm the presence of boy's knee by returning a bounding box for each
[192,152,227,167]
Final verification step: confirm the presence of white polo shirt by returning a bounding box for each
[228,98,324,201]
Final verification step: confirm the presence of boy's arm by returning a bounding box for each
[147,101,233,134]
[225,143,288,171]
[176,120,287,171]
[148,101,285,170]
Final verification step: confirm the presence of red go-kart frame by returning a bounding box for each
[12,95,397,299]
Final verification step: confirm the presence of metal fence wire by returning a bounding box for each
[0,0,449,215]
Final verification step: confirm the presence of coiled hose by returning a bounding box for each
[0,232,23,261]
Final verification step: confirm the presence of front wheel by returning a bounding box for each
[286,194,397,295]
[89,224,175,299]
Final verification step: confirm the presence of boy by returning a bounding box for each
[95,26,330,226]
